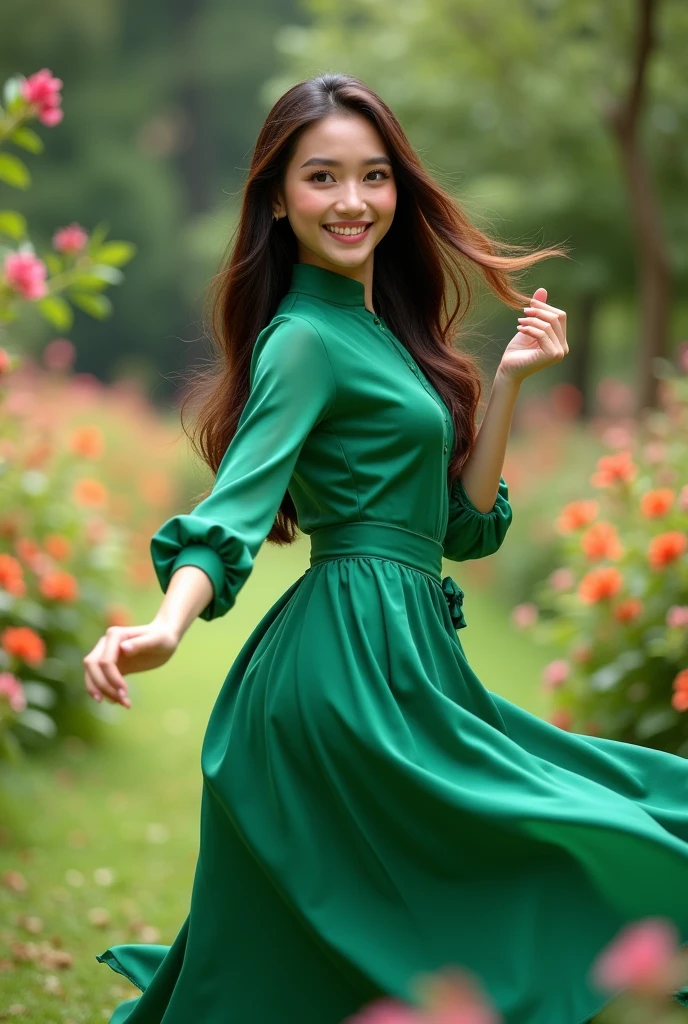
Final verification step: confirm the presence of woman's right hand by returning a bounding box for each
[83,619,180,709]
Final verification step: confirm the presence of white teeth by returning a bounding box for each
[324,225,369,236]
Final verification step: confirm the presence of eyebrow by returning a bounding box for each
[299,156,393,168]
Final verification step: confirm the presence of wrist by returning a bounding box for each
[495,365,523,391]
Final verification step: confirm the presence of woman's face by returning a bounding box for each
[273,112,397,274]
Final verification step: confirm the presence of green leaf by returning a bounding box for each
[88,222,111,251]
[0,209,27,240]
[0,153,31,189]
[94,241,137,267]
[634,708,678,740]
[21,681,57,708]
[3,76,24,110]
[0,305,19,323]
[90,263,124,285]
[70,292,113,319]
[66,274,109,293]
[16,707,57,738]
[9,125,43,155]
[35,294,73,331]
[44,252,63,275]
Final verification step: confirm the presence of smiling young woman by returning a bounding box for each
[90,73,688,1024]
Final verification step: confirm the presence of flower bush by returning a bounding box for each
[516,350,688,753]
[0,69,135,334]
[0,68,180,763]
[0,349,183,761]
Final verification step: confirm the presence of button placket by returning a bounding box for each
[370,313,451,456]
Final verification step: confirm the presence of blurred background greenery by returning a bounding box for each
[1,0,687,1019]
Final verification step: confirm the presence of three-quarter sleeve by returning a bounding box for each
[442,474,513,562]
[150,315,336,621]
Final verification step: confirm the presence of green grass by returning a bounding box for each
[0,539,554,1022]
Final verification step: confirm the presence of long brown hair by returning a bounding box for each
[181,72,570,545]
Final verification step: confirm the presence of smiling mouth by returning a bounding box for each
[322,223,373,238]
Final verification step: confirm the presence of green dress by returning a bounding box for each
[97,262,688,1024]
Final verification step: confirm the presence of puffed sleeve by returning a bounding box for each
[149,315,336,621]
[442,474,513,562]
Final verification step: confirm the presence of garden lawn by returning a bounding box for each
[0,539,552,1023]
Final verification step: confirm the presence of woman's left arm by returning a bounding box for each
[458,288,569,514]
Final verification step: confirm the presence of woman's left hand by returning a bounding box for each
[498,287,568,383]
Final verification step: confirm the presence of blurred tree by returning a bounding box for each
[0,0,304,399]
[264,0,688,415]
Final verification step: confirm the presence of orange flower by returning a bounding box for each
[73,477,108,508]
[590,450,637,488]
[106,604,132,628]
[69,425,104,459]
[39,570,78,602]
[581,521,624,561]
[672,690,688,712]
[640,488,675,518]
[613,597,643,623]
[0,553,26,597]
[673,669,688,694]
[1,626,46,665]
[578,566,624,604]
[556,499,599,534]
[648,531,687,570]
[44,534,71,560]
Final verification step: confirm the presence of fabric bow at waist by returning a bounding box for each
[441,575,467,630]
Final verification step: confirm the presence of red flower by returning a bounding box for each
[1,626,46,666]
[648,531,687,570]
[578,566,624,604]
[580,521,623,561]
[640,488,675,518]
[613,597,643,624]
[39,571,78,602]
[555,499,599,534]
[590,451,637,488]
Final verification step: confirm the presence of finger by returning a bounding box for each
[84,671,102,703]
[516,325,561,359]
[85,637,123,704]
[101,628,129,700]
[530,297,566,317]
[521,308,565,346]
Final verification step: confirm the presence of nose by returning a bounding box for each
[334,180,367,216]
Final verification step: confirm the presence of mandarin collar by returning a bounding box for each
[287,262,366,307]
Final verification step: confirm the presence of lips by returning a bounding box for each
[322,223,373,242]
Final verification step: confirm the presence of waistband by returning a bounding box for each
[310,521,443,581]
[308,521,467,630]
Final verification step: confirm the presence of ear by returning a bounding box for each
[271,192,285,219]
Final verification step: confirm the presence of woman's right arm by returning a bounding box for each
[83,314,336,708]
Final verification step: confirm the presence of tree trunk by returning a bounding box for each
[603,0,671,414]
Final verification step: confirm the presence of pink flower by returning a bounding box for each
[343,999,422,1023]
[53,223,88,254]
[667,606,688,629]
[542,659,570,691]
[42,338,76,372]
[548,567,575,592]
[21,68,64,127]
[511,603,538,629]
[4,252,48,300]
[0,672,27,713]
[592,918,684,997]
